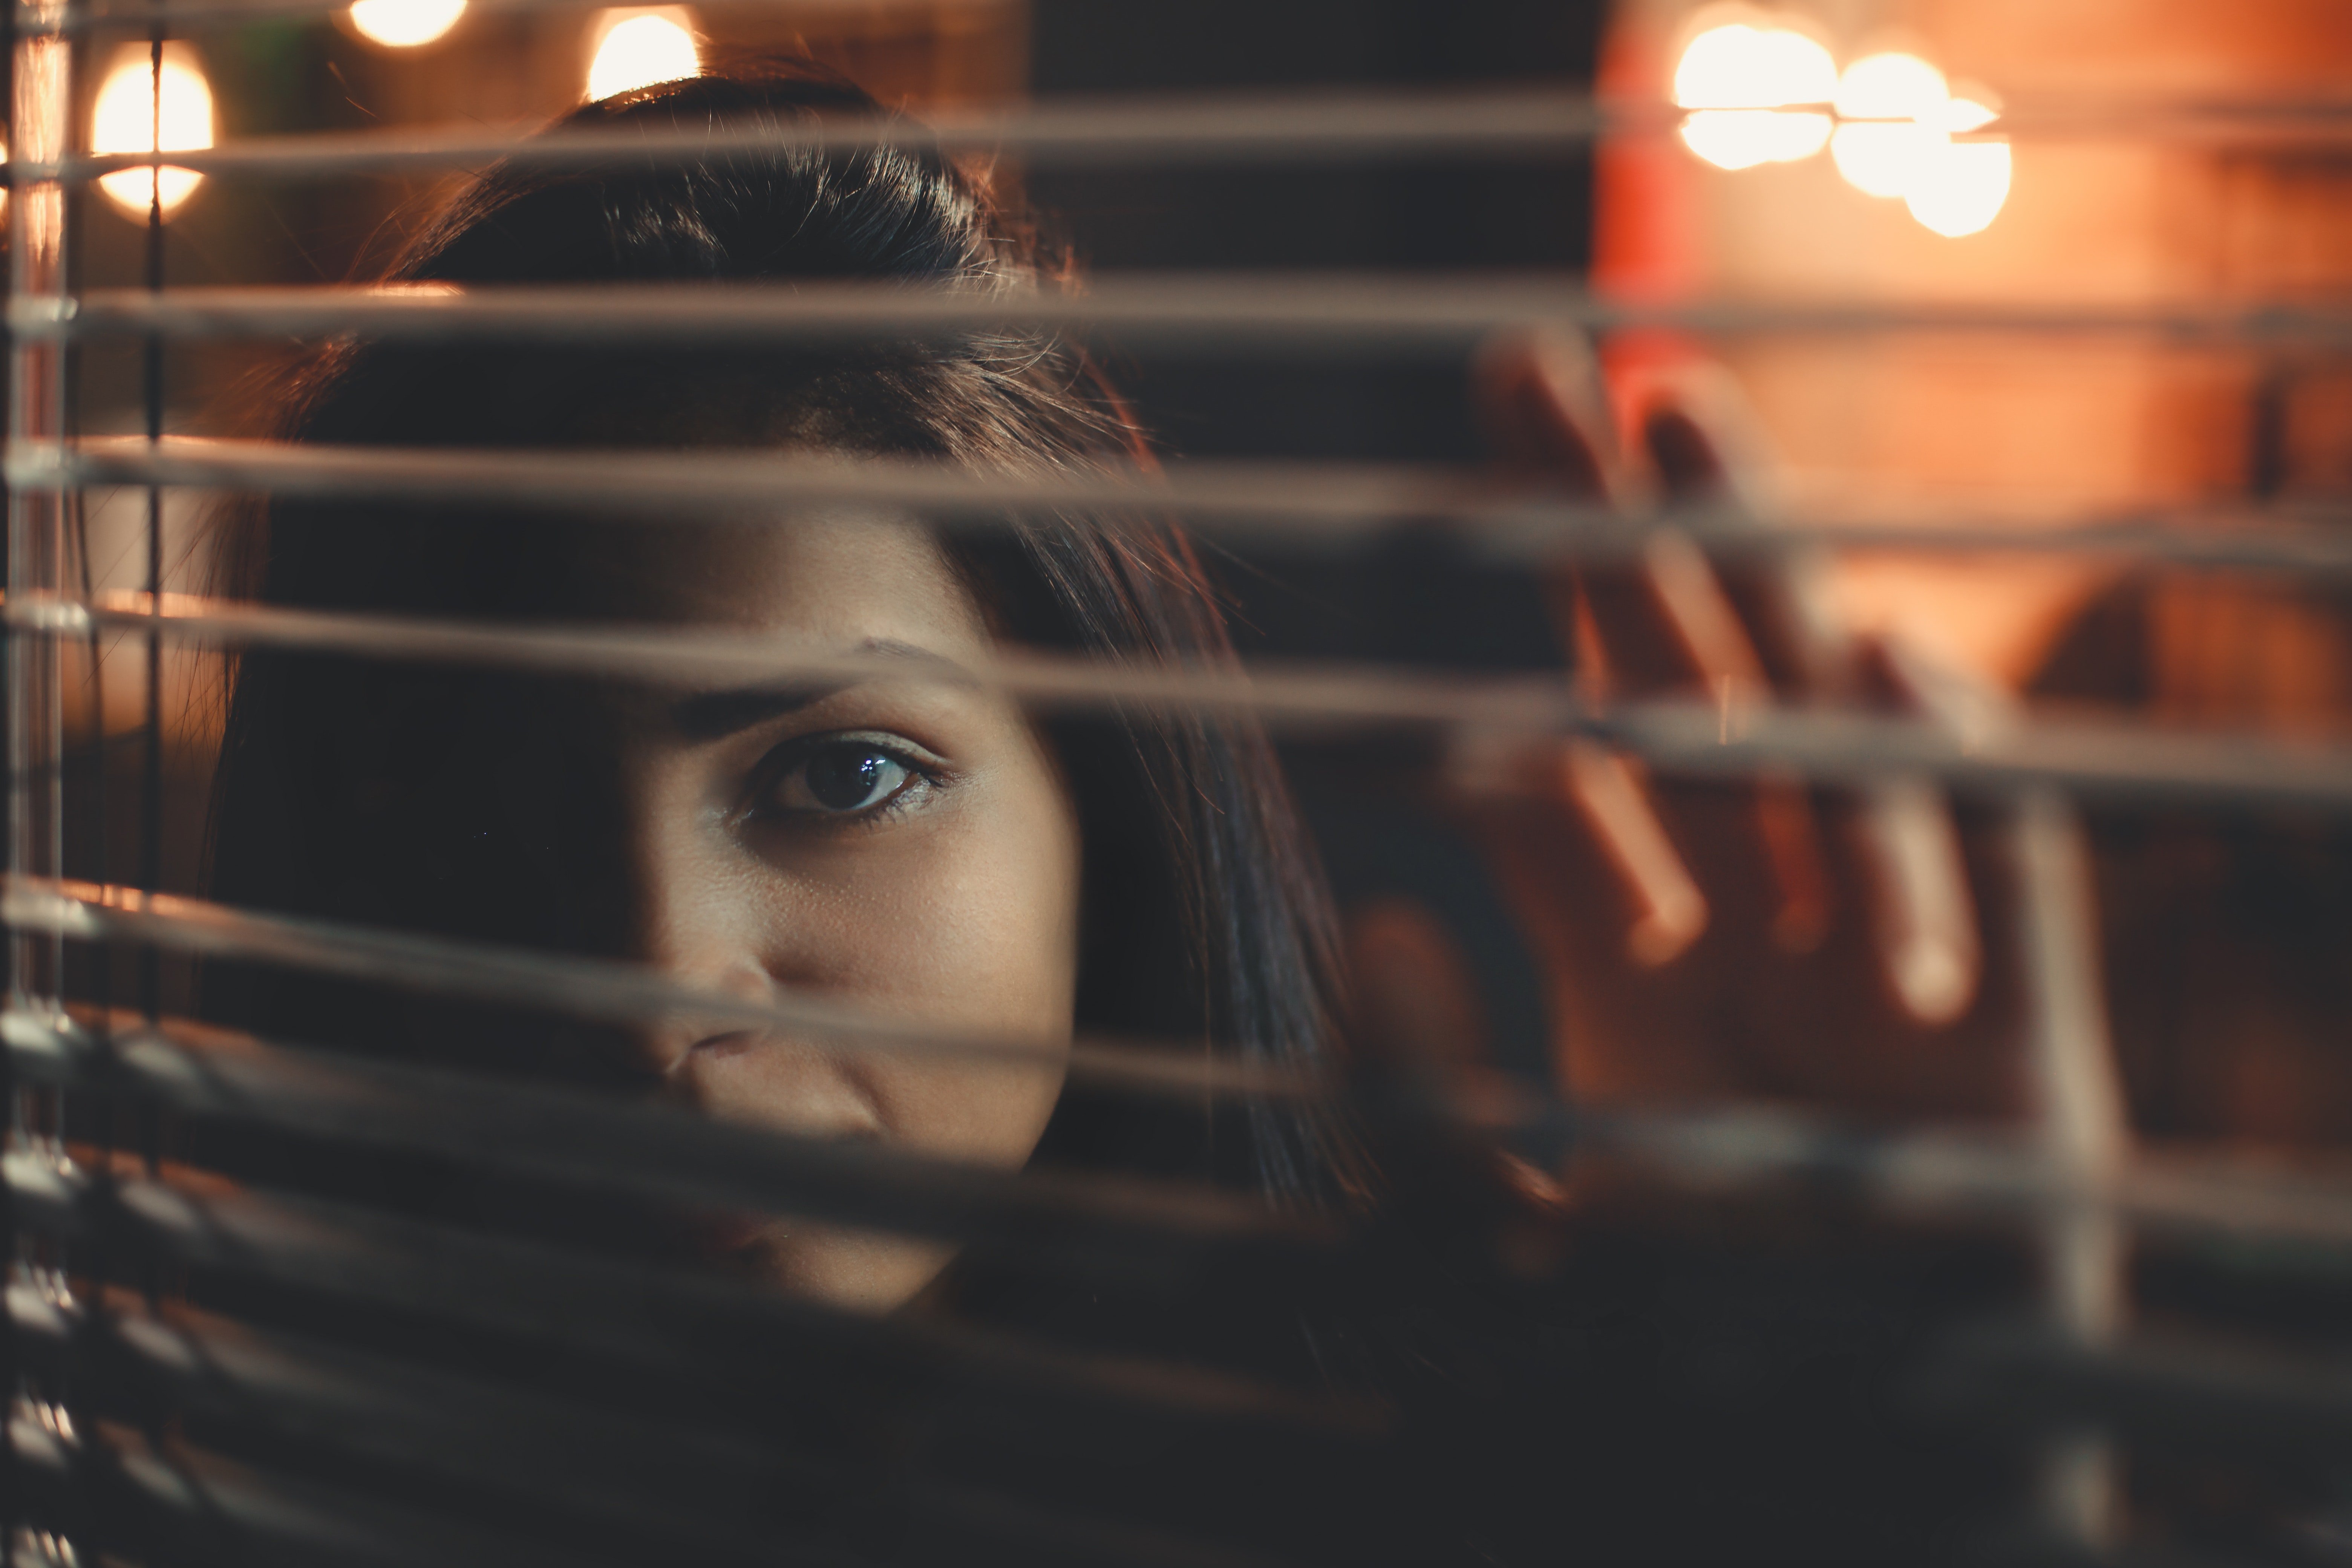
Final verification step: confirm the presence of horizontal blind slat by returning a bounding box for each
[3,1155,1380,1440]
[3,877,1306,1098]
[4,1008,1328,1270]
[18,1288,1286,1568]
[19,280,2352,350]
[16,589,2352,806]
[25,436,2352,577]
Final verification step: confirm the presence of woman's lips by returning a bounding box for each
[670,1031,882,1275]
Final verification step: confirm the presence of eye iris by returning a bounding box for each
[804,747,891,812]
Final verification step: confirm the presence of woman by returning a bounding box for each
[197,55,2013,1566]
[204,60,1358,1325]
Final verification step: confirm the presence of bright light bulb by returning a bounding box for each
[1822,51,2012,234]
[348,0,466,48]
[1673,22,1835,109]
[1683,108,1831,170]
[1672,18,1836,170]
[1749,27,1839,107]
[1830,53,1951,200]
[1758,107,1831,161]
[1833,52,1947,120]
[91,50,213,220]
[586,11,699,102]
[1681,109,1777,171]
[1830,120,1936,198]
[1905,139,2012,237]
[1674,23,1767,107]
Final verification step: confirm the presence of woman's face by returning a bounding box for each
[561,515,1083,1312]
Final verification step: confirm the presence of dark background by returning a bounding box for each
[1031,0,1604,468]
[1024,0,1610,1092]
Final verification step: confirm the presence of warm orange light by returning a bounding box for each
[1829,53,1948,199]
[1906,138,2012,237]
[1672,14,1836,171]
[586,9,699,102]
[91,48,213,220]
[348,0,466,48]
[1834,52,1947,119]
[1672,18,1837,109]
[1681,108,1831,170]
[1823,53,2012,236]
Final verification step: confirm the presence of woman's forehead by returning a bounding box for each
[566,511,992,653]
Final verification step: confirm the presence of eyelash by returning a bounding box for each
[750,733,944,824]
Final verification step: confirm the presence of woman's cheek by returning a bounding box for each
[768,756,1082,1169]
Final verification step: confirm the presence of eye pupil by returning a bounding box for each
[804,746,890,812]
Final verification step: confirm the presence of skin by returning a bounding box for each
[1343,340,2040,1231]
[570,514,1083,1313]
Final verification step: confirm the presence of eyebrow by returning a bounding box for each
[668,638,969,742]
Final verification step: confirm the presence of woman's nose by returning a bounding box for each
[627,795,779,1072]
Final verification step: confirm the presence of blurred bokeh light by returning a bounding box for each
[1828,52,1947,198]
[1905,135,2012,237]
[1671,23,2012,237]
[587,10,701,102]
[91,48,213,219]
[348,0,467,49]
[1671,15,1836,171]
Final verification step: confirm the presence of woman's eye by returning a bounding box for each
[771,741,920,816]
